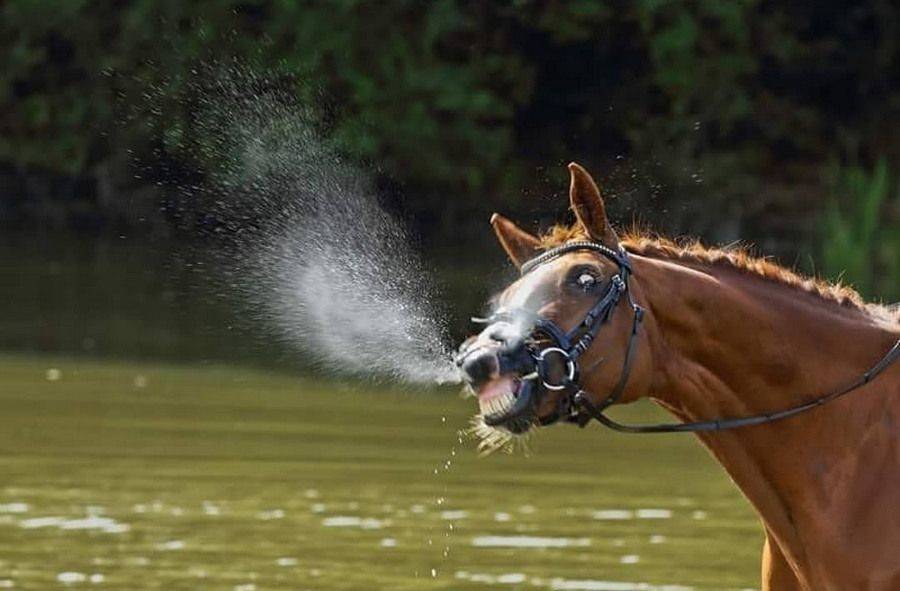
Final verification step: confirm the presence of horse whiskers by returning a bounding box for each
[462,414,535,456]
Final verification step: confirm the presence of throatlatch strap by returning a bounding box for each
[598,304,644,410]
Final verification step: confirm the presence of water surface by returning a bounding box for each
[0,355,760,590]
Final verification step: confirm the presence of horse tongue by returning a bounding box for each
[478,375,516,402]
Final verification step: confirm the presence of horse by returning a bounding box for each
[455,163,900,590]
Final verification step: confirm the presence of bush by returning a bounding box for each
[1,1,898,244]
[820,158,900,302]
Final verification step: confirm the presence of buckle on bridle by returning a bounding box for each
[535,346,576,390]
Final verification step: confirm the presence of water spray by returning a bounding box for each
[181,64,460,385]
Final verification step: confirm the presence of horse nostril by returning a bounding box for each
[460,350,499,387]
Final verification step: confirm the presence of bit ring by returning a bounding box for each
[536,347,576,390]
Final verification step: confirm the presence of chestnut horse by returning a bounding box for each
[457,163,900,590]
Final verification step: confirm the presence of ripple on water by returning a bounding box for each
[257,509,285,520]
[592,508,674,520]
[636,509,672,519]
[202,501,221,516]
[0,503,28,514]
[156,540,185,551]
[19,515,129,534]
[455,573,693,591]
[56,572,85,585]
[592,510,633,520]
[125,557,150,567]
[61,517,129,533]
[550,579,693,591]
[321,516,386,529]
[471,536,590,548]
[456,571,528,585]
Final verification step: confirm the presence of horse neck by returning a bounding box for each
[631,253,899,574]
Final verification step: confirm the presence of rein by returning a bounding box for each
[507,241,900,434]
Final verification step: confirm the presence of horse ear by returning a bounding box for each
[568,162,617,246]
[490,213,541,268]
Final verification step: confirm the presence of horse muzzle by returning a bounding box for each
[454,322,549,433]
[455,342,532,389]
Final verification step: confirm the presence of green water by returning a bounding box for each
[0,355,761,590]
[0,230,497,370]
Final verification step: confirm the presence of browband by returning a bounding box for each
[520,241,630,275]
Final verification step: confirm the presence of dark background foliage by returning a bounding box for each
[2,0,898,295]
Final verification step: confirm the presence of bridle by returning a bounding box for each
[480,240,900,434]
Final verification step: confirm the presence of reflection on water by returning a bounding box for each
[0,231,252,363]
[455,572,699,590]
[0,230,499,371]
[18,514,130,534]
[471,536,591,548]
[0,355,761,590]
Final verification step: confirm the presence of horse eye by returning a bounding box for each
[576,273,596,289]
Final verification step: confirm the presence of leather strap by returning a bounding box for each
[575,339,900,433]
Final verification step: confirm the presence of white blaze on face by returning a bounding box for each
[501,263,558,316]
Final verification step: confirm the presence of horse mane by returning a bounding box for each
[539,223,899,323]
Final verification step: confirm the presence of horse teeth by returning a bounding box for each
[478,388,518,417]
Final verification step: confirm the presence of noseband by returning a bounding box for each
[483,240,900,434]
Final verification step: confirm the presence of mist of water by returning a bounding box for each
[179,63,459,384]
[255,191,460,384]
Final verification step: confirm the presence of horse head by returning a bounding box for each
[456,163,654,450]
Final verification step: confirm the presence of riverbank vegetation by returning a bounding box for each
[2,1,898,296]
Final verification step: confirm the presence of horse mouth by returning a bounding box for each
[474,375,536,435]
